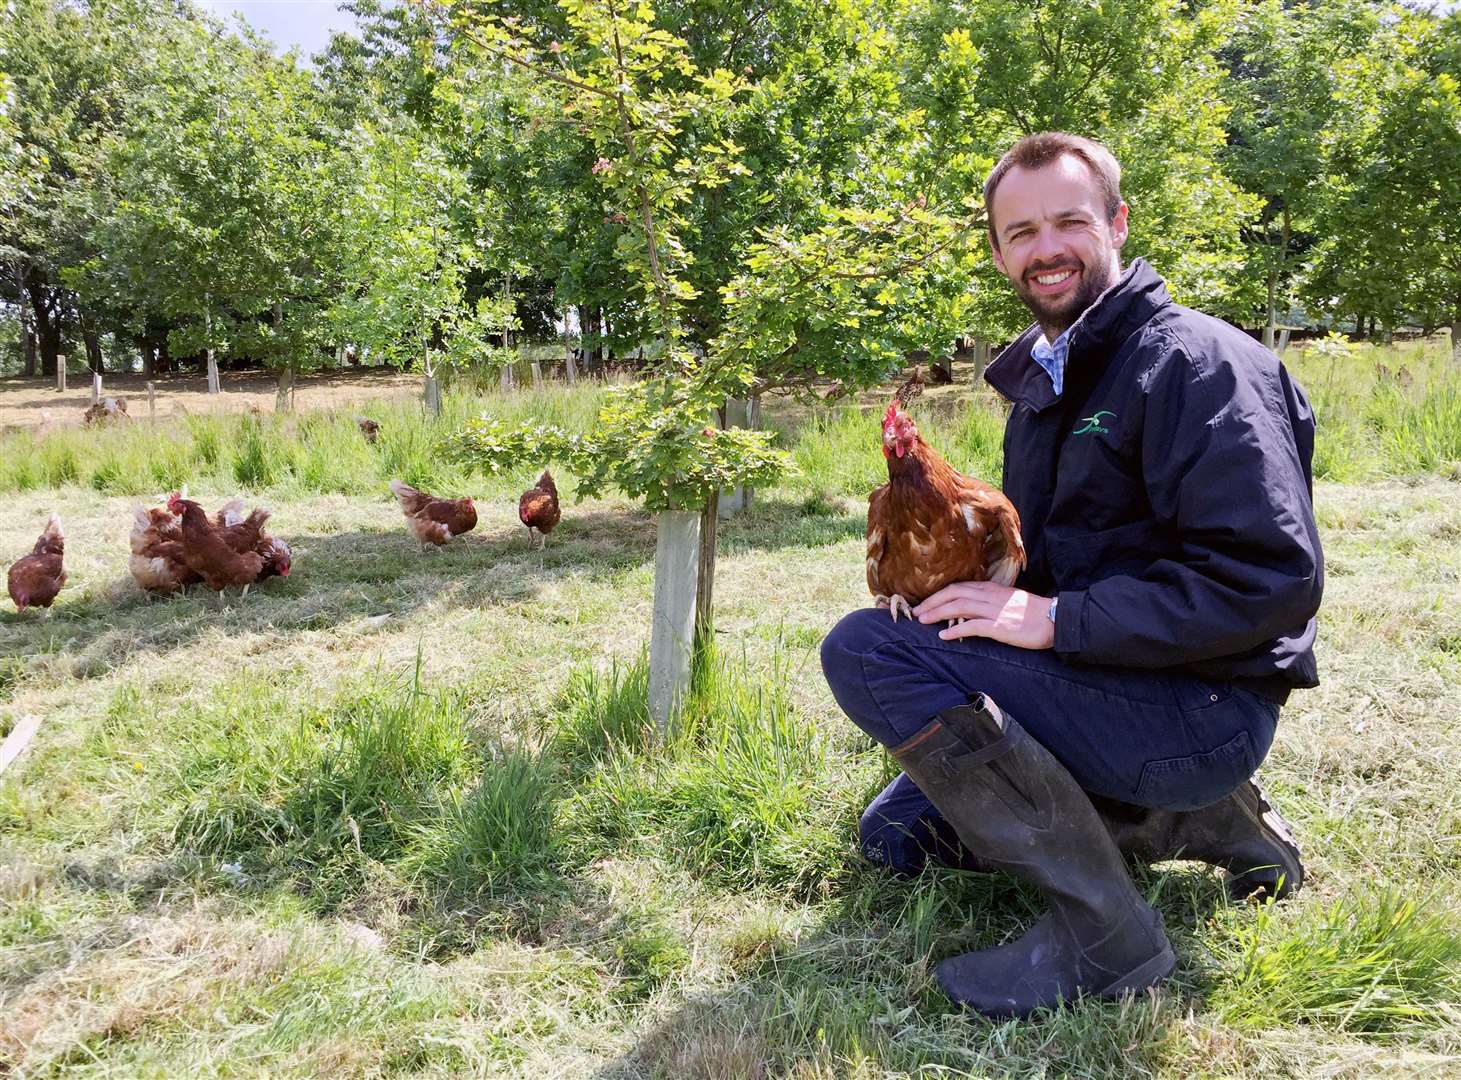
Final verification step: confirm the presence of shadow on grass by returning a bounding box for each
[0,508,663,679]
[583,862,1228,1080]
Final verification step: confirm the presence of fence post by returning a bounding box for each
[649,509,702,736]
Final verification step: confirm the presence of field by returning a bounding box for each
[1,340,1459,1078]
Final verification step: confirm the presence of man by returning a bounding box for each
[819,132,1324,1017]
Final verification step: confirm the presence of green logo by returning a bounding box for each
[1072,410,1115,436]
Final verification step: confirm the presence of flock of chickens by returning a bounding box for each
[10,378,1025,620]
[5,469,563,613]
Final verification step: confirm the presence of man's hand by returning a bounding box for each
[914,582,1056,649]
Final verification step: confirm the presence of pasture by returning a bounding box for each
[1,339,1459,1078]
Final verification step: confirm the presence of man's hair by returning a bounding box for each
[983,133,1124,246]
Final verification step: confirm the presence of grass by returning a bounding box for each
[1,344,1459,1076]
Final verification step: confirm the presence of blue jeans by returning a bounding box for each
[820,608,1280,875]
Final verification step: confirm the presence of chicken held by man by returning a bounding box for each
[8,513,66,612]
[389,480,477,549]
[518,469,561,549]
[867,401,1025,622]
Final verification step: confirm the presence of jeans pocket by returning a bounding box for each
[1135,730,1256,811]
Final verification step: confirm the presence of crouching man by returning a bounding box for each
[820,132,1323,1017]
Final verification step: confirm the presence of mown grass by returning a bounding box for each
[1,342,1459,1077]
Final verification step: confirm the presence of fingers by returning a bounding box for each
[937,618,994,642]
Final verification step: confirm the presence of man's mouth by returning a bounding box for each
[1028,267,1079,293]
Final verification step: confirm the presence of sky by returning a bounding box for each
[198,1,365,61]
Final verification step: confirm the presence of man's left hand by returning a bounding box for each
[914,583,1055,649]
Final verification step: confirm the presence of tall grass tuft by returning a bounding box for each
[422,746,561,897]
[1212,887,1461,1036]
[171,664,475,903]
[563,645,864,897]
[547,656,655,773]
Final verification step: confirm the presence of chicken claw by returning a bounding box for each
[874,593,913,622]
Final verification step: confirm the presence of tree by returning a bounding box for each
[1304,10,1461,355]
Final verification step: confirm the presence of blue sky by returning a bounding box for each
[198,1,364,60]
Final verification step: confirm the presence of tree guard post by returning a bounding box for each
[531,360,543,388]
[92,372,102,404]
[424,374,442,417]
[56,354,66,393]
[147,381,156,424]
[649,509,702,736]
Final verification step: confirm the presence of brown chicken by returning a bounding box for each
[130,504,198,595]
[518,470,561,549]
[8,513,66,611]
[356,416,381,444]
[167,493,264,593]
[867,401,1026,621]
[389,480,477,549]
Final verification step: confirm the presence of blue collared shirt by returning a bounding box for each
[1030,326,1072,398]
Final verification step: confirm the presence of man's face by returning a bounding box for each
[988,155,1129,338]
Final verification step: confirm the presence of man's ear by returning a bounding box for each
[1110,202,1130,250]
[989,230,1007,275]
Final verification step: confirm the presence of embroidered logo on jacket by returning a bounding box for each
[1072,410,1115,436]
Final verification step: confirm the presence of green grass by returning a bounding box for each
[1,349,1459,1077]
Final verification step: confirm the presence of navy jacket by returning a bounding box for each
[984,259,1323,704]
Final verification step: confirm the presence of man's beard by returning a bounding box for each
[1016,254,1118,339]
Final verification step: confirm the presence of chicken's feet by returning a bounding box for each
[874,593,914,622]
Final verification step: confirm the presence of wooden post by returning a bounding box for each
[695,491,718,651]
[91,372,102,404]
[531,360,543,388]
[649,509,702,736]
[719,398,750,518]
[56,354,65,393]
[147,381,156,424]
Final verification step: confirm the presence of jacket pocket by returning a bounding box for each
[1135,730,1256,811]
[1046,518,1163,590]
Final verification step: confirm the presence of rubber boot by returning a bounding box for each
[1089,782,1304,901]
[890,694,1175,1017]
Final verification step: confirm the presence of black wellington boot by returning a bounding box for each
[890,694,1175,1017]
[1089,782,1304,901]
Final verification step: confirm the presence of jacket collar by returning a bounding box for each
[983,258,1171,412]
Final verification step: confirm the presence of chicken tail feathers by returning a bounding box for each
[389,479,427,513]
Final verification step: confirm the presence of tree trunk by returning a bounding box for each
[205,302,220,394]
[26,278,60,377]
[1263,209,1292,352]
[1263,272,1278,351]
[275,363,294,412]
[22,326,36,377]
[81,316,103,373]
[649,509,702,736]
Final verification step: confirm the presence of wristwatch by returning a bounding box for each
[1047,596,1059,624]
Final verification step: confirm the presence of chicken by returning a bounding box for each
[518,469,561,549]
[129,496,257,595]
[8,513,66,611]
[167,493,264,593]
[867,401,1026,621]
[389,480,477,549]
[129,504,198,595]
[356,416,381,444]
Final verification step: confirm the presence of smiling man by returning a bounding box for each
[819,132,1325,1016]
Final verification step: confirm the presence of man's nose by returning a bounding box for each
[1029,225,1066,264]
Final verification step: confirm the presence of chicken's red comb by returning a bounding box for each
[883,402,903,426]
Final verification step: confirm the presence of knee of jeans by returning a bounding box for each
[859,802,927,875]
[820,608,894,689]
